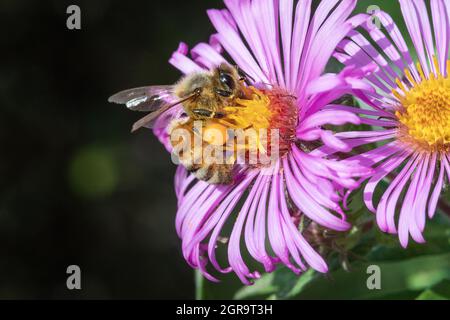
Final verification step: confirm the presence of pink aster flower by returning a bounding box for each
[153,0,373,284]
[333,0,450,248]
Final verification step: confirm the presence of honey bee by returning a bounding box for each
[109,64,252,184]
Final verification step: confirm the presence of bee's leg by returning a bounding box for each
[214,112,226,119]
[214,88,233,97]
[194,164,234,185]
[192,109,214,118]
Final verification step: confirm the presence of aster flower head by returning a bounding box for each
[153,0,373,284]
[334,0,450,248]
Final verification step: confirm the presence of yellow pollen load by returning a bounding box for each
[394,58,450,151]
[202,122,229,146]
[204,87,273,154]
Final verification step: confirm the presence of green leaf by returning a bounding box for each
[292,253,450,300]
[234,268,317,300]
[366,221,450,262]
[233,273,277,300]
[416,290,447,300]
[430,279,450,298]
[283,269,317,298]
[416,279,450,300]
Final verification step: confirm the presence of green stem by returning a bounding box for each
[195,269,204,300]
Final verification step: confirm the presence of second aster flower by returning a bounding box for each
[334,0,450,248]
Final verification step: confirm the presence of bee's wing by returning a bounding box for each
[108,85,175,112]
[131,92,199,132]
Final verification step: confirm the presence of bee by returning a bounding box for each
[109,64,252,184]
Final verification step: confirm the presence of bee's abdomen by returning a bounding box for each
[191,164,233,185]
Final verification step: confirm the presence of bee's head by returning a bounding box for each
[212,63,241,99]
[175,64,243,101]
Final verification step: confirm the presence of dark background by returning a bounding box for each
[0,0,219,299]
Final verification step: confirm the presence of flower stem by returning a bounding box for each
[195,269,204,300]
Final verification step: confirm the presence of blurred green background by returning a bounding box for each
[0,0,448,299]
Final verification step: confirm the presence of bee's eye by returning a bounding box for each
[219,72,235,90]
